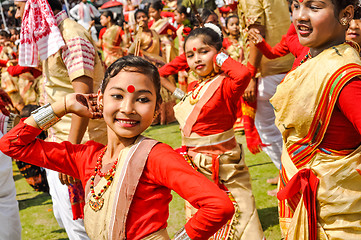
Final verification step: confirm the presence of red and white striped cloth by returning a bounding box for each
[18,0,65,67]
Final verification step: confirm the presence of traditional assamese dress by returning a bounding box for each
[150,18,177,63]
[173,57,265,239]
[0,120,235,240]
[99,25,124,67]
[270,43,361,240]
[129,29,176,125]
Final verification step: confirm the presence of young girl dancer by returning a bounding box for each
[97,11,128,67]
[174,24,264,239]
[270,0,361,239]
[148,1,177,63]
[174,5,192,92]
[0,56,234,240]
[223,15,244,62]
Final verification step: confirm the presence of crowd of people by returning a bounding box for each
[0,0,360,239]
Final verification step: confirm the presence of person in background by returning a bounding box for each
[0,55,235,240]
[69,0,100,41]
[271,0,361,239]
[97,11,128,68]
[238,0,294,195]
[0,89,21,240]
[174,24,264,239]
[15,0,107,239]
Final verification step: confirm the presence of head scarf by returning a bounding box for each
[18,0,65,67]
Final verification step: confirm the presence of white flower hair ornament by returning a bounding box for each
[203,23,223,38]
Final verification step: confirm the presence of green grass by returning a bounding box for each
[15,122,281,239]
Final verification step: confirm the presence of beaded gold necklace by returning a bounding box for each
[88,146,119,212]
[189,72,218,105]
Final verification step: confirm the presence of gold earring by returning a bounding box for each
[341,18,349,26]
[98,103,103,111]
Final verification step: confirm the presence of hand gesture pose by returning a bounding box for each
[64,93,102,119]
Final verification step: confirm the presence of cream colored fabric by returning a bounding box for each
[42,18,107,145]
[271,44,361,151]
[150,18,177,63]
[84,146,131,239]
[174,71,264,239]
[271,43,361,239]
[237,0,293,76]
[182,132,264,240]
[102,24,123,67]
[174,74,223,133]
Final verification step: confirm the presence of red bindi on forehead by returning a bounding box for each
[127,85,135,93]
[193,47,197,51]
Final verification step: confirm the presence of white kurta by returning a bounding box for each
[0,115,21,240]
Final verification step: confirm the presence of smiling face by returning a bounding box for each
[346,19,361,46]
[98,69,157,144]
[292,0,351,54]
[185,36,218,78]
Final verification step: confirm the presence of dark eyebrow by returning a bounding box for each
[138,90,153,95]
[109,87,153,95]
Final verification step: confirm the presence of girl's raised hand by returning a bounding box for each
[65,93,102,119]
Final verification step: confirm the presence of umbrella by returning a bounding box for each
[100,1,123,9]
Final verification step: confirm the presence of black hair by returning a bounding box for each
[0,30,10,39]
[175,5,191,19]
[100,56,162,105]
[149,1,164,11]
[225,15,239,27]
[354,4,361,19]
[134,8,148,20]
[329,0,358,19]
[101,11,115,23]
[200,9,218,24]
[47,0,63,12]
[184,25,223,51]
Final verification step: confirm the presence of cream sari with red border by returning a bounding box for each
[83,136,169,239]
[174,74,265,240]
[271,43,361,240]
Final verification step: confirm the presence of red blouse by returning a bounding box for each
[256,23,309,69]
[7,65,42,78]
[187,57,251,136]
[0,120,234,240]
[158,52,188,77]
[319,79,361,150]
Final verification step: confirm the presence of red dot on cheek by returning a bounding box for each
[127,85,135,93]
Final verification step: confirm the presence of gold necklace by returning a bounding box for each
[189,73,218,105]
[88,147,119,212]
